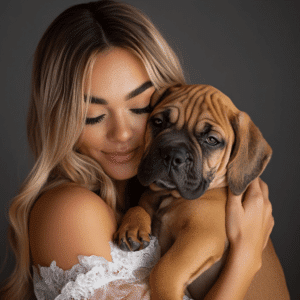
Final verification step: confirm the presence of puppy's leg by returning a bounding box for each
[149,226,226,300]
[114,189,167,251]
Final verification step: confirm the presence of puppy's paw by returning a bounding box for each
[114,230,151,252]
[113,207,152,251]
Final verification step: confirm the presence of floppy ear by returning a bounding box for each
[150,84,182,107]
[227,112,272,195]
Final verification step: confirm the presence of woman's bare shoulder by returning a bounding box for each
[29,183,117,270]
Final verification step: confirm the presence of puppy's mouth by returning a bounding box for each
[154,179,177,190]
[150,178,209,200]
[147,169,212,200]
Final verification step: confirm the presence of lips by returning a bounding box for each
[102,147,140,164]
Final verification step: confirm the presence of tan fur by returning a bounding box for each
[115,85,290,299]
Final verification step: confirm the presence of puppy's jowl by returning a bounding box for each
[115,84,275,300]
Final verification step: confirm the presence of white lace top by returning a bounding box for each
[32,236,193,300]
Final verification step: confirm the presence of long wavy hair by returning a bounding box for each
[0,0,186,299]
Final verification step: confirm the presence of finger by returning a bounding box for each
[227,188,243,209]
[263,218,274,249]
[242,178,263,211]
[244,177,261,196]
[258,178,269,201]
[226,187,247,220]
[263,237,270,250]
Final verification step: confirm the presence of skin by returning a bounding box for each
[29,47,275,299]
[77,48,155,190]
[205,178,274,300]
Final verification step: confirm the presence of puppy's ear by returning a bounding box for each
[150,84,182,108]
[227,112,272,195]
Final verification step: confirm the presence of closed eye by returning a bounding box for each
[85,104,152,125]
[130,104,152,114]
[85,114,105,125]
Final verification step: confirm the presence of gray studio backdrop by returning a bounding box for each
[1,0,299,298]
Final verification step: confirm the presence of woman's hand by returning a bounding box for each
[225,177,274,269]
[203,178,277,300]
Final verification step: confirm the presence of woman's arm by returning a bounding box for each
[203,178,276,300]
[203,241,260,300]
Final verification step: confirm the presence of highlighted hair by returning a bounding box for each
[0,1,185,298]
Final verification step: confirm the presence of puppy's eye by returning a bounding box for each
[152,117,163,127]
[205,136,219,146]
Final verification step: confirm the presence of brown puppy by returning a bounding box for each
[115,84,290,300]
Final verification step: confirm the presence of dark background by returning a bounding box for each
[0,0,299,298]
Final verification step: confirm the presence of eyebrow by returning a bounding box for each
[84,80,153,105]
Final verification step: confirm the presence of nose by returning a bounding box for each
[107,113,133,143]
[161,147,190,169]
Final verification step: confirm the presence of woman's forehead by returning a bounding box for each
[86,48,150,95]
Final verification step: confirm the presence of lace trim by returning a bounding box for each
[33,236,161,300]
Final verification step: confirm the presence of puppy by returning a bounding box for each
[115,84,289,300]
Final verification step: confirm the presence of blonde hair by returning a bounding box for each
[0,0,186,299]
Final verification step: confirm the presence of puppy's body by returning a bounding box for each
[146,187,229,299]
[116,85,290,299]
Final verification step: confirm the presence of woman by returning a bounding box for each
[0,1,288,299]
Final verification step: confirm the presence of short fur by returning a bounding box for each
[115,84,289,300]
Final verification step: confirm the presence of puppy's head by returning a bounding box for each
[138,84,272,199]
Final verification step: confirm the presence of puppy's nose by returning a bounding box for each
[162,147,189,168]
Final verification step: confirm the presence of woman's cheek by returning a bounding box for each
[136,114,149,136]
[77,126,104,151]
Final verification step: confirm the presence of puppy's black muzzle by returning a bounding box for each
[138,129,211,200]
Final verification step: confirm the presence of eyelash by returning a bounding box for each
[130,103,152,114]
[85,115,105,125]
[85,104,152,125]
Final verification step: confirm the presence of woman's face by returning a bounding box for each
[77,47,155,181]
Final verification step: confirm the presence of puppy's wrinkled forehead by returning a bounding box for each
[151,84,239,132]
